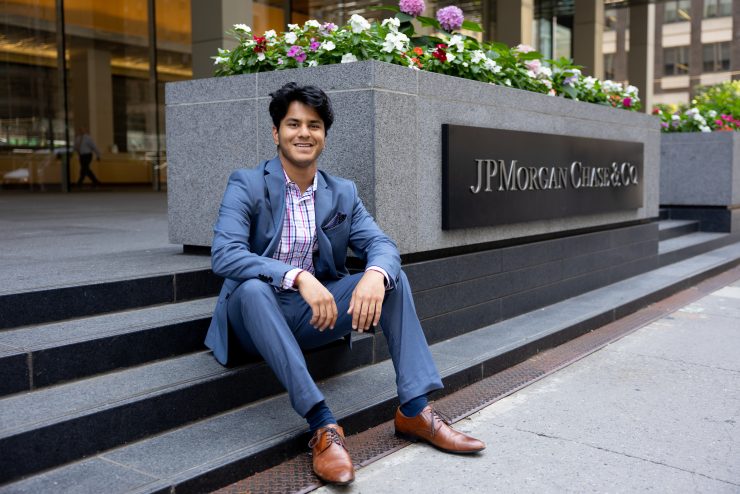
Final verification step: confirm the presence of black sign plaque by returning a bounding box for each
[442,124,644,230]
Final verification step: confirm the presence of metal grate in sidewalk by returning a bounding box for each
[213,265,740,494]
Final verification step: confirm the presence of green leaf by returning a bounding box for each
[367,4,400,12]
[396,12,414,23]
[417,16,441,30]
[461,20,483,32]
[562,85,577,99]
[517,51,543,61]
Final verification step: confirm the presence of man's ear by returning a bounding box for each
[272,126,279,146]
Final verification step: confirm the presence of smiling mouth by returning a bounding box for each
[294,143,313,148]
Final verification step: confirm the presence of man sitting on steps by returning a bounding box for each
[205,82,485,485]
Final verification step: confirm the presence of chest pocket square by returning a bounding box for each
[323,212,347,231]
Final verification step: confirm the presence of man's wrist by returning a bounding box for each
[366,266,391,289]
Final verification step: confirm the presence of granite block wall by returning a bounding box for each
[660,132,740,207]
[166,61,661,254]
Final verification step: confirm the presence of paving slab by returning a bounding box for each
[319,278,740,493]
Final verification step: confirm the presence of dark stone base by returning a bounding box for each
[660,205,739,233]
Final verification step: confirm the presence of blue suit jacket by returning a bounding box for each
[205,156,401,365]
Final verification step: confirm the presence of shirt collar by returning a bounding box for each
[282,168,317,193]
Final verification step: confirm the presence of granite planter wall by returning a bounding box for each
[660,132,740,232]
[165,61,660,254]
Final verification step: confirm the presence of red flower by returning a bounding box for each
[413,46,424,56]
[432,43,447,62]
[651,108,660,115]
[253,35,267,53]
[622,97,633,108]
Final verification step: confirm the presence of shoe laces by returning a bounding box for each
[429,408,452,436]
[308,427,347,452]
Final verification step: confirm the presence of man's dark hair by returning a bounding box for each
[269,82,334,133]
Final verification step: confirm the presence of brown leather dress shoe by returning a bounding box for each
[308,424,355,485]
[394,405,486,454]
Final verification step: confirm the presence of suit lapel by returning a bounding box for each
[264,157,285,257]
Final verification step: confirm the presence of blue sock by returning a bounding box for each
[400,395,428,417]
[305,401,337,433]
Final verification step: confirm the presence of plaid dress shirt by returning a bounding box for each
[274,170,318,289]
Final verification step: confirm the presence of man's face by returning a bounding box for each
[272,100,326,170]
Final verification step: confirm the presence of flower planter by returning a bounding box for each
[165,61,659,253]
[660,132,740,232]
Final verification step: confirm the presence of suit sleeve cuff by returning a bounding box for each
[282,268,304,290]
[366,266,392,290]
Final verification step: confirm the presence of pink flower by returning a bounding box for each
[721,114,732,121]
[525,59,541,73]
[622,97,632,108]
[436,5,464,31]
[309,38,321,51]
[515,44,535,54]
[716,119,723,126]
[287,45,307,63]
[399,0,425,16]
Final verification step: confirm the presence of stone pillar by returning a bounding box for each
[628,2,655,112]
[688,0,702,98]
[573,0,604,79]
[732,0,740,81]
[69,47,114,152]
[495,0,534,47]
[191,0,253,80]
[653,2,664,97]
[614,8,628,82]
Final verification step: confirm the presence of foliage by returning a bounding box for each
[213,4,640,112]
[653,81,740,132]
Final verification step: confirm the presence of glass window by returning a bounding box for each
[604,8,617,31]
[1,0,66,191]
[664,46,690,75]
[702,42,731,72]
[703,0,732,18]
[604,53,615,80]
[664,0,691,23]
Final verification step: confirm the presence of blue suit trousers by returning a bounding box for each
[226,270,443,418]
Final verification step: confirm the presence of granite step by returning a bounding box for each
[0,268,221,331]
[658,219,699,241]
[4,240,740,494]
[0,298,218,397]
[0,332,375,484]
[658,231,737,267]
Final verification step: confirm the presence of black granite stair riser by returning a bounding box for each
[0,270,221,331]
[0,349,28,397]
[658,221,699,241]
[658,234,738,267]
[0,336,374,484]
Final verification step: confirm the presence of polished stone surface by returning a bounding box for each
[166,61,661,253]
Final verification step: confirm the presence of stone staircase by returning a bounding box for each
[2,220,740,493]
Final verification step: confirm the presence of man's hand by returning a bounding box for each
[348,270,386,332]
[295,271,337,331]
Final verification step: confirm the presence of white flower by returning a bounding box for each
[349,14,371,33]
[382,32,409,53]
[321,40,336,51]
[288,23,300,31]
[548,89,557,96]
[708,110,718,118]
[462,62,468,67]
[304,19,321,29]
[700,125,711,132]
[602,80,623,93]
[515,44,535,53]
[542,79,552,89]
[583,76,597,89]
[214,56,229,65]
[341,53,358,63]
[257,52,265,61]
[307,60,318,67]
[504,78,512,86]
[233,24,251,33]
[625,84,639,96]
[284,32,297,44]
[483,58,501,73]
[242,39,255,48]
[238,59,245,65]
[671,114,680,121]
[448,34,465,53]
[382,17,401,32]
[265,30,277,40]
[471,50,486,64]
[539,66,552,78]
[446,52,456,62]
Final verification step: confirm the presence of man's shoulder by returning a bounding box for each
[319,169,356,192]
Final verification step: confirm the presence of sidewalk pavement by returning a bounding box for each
[0,192,209,294]
[317,277,740,493]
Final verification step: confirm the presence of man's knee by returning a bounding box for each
[232,278,275,309]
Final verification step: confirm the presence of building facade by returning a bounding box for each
[1,0,737,192]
